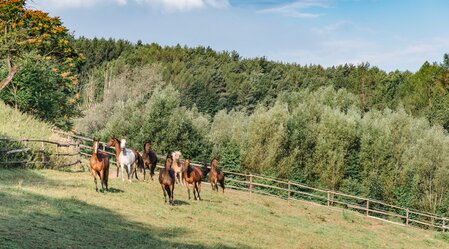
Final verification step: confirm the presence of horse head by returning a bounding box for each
[144,141,151,152]
[172,151,181,161]
[184,159,191,168]
[211,158,219,169]
[120,139,126,151]
[106,137,119,148]
[165,154,173,169]
[92,138,99,154]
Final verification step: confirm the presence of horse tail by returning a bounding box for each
[137,153,144,171]
[202,160,210,176]
[219,176,225,191]
[150,152,157,177]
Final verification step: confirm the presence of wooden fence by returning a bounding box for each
[31,131,449,231]
[0,137,81,168]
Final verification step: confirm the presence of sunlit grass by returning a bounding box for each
[1,168,448,249]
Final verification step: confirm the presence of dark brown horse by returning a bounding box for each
[89,138,110,192]
[106,137,143,180]
[182,159,203,200]
[141,141,158,181]
[206,159,225,193]
[159,155,175,205]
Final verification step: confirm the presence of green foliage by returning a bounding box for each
[220,141,241,172]
[0,52,79,128]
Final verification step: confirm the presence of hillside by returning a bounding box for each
[1,168,449,249]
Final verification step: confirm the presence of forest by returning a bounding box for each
[1,1,449,215]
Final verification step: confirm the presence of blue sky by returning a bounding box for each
[29,0,449,72]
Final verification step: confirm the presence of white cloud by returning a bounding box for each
[32,0,124,9]
[258,0,329,19]
[32,0,229,11]
[136,0,229,12]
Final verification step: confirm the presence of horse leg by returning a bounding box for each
[121,163,125,182]
[133,162,139,181]
[104,168,109,191]
[116,160,120,178]
[195,182,201,201]
[99,170,105,192]
[170,184,175,205]
[126,164,131,182]
[161,184,167,204]
[193,182,197,200]
[91,169,98,192]
[187,183,191,200]
[215,180,218,192]
[143,166,146,181]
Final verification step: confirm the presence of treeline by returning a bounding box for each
[76,40,449,130]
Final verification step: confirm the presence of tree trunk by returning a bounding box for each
[0,54,19,92]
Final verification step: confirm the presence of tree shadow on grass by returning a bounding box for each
[0,189,243,249]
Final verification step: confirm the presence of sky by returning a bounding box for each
[28,0,449,72]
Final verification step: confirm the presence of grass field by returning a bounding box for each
[1,168,449,249]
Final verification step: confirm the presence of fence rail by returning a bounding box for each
[50,130,449,231]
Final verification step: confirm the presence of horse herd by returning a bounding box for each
[89,137,225,205]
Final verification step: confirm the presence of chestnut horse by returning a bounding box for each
[171,151,184,186]
[141,141,158,181]
[207,159,225,193]
[89,138,110,192]
[182,159,203,200]
[106,137,143,180]
[159,155,175,205]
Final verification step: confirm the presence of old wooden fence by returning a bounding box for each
[12,130,449,231]
[0,137,80,168]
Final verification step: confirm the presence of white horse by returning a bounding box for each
[171,151,184,186]
[119,139,136,182]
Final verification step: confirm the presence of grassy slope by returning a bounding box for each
[0,101,54,140]
[1,168,449,249]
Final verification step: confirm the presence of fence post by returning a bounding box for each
[366,200,370,216]
[327,191,330,206]
[287,181,291,203]
[443,218,446,232]
[249,173,253,195]
[102,143,106,151]
[406,208,409,225]
[76,139,83,171]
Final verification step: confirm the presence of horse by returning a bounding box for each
[159,154,175,205]
[206,159,225,193]
[106,137,143,180]
[182,159,203,200]
[171,151,184,186]
[141,141,158,181]
[89,138,110,192]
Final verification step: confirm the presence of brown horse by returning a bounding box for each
[89,138,110,192]
[159,155,175,205]
[106,137,143,180]
[182,159,203,200]
[141,141,158,181]
[207,159,225,193]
